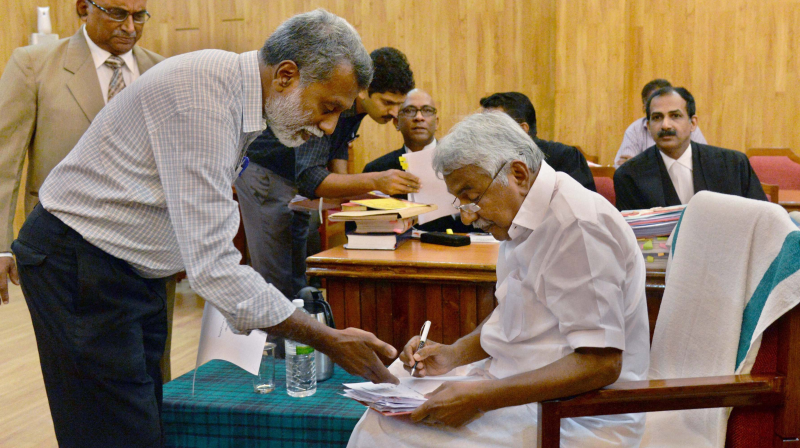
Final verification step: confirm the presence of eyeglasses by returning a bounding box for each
[398,106,437,118]
[86,0,151,23]
[451,162,508,214]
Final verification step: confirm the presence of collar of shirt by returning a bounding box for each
[82,25,136,72]
[507,161,556,240]
[404,138,437,154]
[660,144,693,172]
[239,51,266,133]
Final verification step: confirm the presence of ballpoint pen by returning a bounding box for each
[410,320,431,377]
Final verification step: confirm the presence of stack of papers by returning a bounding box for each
[343,375,481,416]
[622,205,686,238]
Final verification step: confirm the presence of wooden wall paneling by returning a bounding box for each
[392,282,410,351]
[425,284,444,344]
[458,285,478,336]
[442,284,461,345]
[477,284,495,324]
[407,283,427,346]
[359,280,377,335]
[326,278,345,329]
[344,278,362,328]
[375,282,394,346]
[6,0,800,241]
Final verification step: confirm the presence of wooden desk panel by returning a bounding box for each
[780,190,800,212]
[307,241,667,348]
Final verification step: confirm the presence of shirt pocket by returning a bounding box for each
[499,275,533,342]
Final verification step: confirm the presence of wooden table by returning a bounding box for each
[307,240,667,348]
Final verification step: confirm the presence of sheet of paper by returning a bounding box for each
[403,146,459,224]
[351,198,420,210]
[195,302,267,375]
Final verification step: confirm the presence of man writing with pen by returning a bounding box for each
[347,111,651,447]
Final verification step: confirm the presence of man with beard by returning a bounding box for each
[363,88,471,232]
[235,47,418,314]
[11,10,399,447]
[613,86,766,211]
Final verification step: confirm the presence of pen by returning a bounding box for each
[410,320,431,376]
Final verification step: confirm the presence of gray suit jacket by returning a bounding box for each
[0,29,163,251]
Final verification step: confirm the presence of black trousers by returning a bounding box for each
[12,205,168,448]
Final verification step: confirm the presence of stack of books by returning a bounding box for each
[621,205,686,239]
[622,205,686,270]
[328,198,437,250]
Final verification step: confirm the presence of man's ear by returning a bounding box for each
[509,160,532,191]
[271,60,300,93]
[392,116,399,130]
[519,122,530,135]
[690,115,698,132]
[76,0,89,19]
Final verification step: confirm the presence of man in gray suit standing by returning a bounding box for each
[0,0,165,362]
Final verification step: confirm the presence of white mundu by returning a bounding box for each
[348,162,651,447]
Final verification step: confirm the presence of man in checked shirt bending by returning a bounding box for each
[11,9,399,448]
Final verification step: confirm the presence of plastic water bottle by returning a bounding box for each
[285,299,317,397]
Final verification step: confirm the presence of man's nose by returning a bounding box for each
[459,209,478,225]
[413,110,425,121]
[121,15,136,33]
[388,105,400,119]
[318,113,340,135]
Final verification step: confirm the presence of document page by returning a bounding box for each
[403,145,459,224]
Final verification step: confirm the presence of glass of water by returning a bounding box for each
[253,341,277,394]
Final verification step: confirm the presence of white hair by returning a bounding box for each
[432,111,544,185]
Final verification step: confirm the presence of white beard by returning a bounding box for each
[263,88,324,147]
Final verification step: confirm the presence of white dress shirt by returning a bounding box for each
[403,138,436,155]
[82,25,140,103]
[660,146,695,204]
[348,162,651,447]
[40,50,296,332]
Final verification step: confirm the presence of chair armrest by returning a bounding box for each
[540,374,784,419]
[536,374,784,448]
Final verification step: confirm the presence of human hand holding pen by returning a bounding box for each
[400,333,460,377]
[410,321,431,376]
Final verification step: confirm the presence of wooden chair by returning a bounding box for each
[537,194,800,447]
[590,166,616,205]
[574,145,599,165]
[747,148,800,191]
[762,183,780,204]
[537,303,799,447]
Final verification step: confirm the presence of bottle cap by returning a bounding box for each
[292,299,305,308]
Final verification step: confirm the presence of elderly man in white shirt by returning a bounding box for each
[348,111,651,447]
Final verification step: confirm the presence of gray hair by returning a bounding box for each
[433,111,544,185]
[260,9,373,90]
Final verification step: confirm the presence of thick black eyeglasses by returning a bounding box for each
[451,162,509,213]
[86,0,151,23]
[398,106,437,118]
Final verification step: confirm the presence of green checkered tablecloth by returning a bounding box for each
[163,359,368,447]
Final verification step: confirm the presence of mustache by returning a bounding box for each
[658,129,677,138]
[472,218,494,231]
[302,125,324,139]
[113,30,137,39]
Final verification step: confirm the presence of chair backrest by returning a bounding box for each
[591,166,616,205]
[746,148,800,191]
[761,183,780,203]
[574,145,599,164]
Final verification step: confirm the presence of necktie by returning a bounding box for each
[104,55,127,101]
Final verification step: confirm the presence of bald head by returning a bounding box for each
[395,88,439,151]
